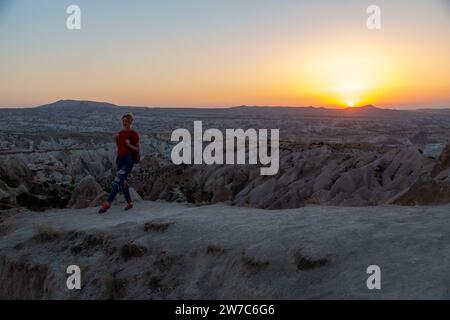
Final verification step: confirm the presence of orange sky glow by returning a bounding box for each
[1,1,449,109]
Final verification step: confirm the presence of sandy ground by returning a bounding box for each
[1,201,450,299]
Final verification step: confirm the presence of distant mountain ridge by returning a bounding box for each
[1,100,447,121]
[29,100,448,112]
[36,100,120,111]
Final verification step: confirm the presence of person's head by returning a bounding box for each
[121,113,134,130]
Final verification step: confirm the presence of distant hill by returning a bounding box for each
[36,100,120,111]
[228,104,426,119]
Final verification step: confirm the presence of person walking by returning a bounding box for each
[99,113,140,214]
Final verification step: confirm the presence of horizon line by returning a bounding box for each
[0,99,449,111]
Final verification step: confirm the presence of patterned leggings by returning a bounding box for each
[107,155,134,204]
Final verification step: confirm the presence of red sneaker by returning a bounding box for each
[124,202,133,211]
[98,202,111,214]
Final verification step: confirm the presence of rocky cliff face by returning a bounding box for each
[0,130,168,211]
[131,142,450,208]
[2,137,450,211]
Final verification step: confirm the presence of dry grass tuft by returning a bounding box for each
[103,273,127,300]
[206,244,227,256]
[0,224,10,236]
[295,251,329,271]
[148,276,163,290]
[241,251,270,270]
[120,243,147,261]
[143,221,175,233]
[32,225,61,242]
[304,197,321,205]
[70,233,116,256]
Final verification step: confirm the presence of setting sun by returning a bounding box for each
[347,101,355,108]
[0,1,449,109]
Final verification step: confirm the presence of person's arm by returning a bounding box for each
[125,133,140,152]
[126,141,139,152]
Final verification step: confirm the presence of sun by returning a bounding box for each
[347,101,355,108]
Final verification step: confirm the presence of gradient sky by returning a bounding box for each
[0,0,449,108]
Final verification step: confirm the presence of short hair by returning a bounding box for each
[122,113,135,122]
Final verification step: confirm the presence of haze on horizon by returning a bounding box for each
[0,0,450,109]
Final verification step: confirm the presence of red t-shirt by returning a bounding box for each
[116,130,140,156]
